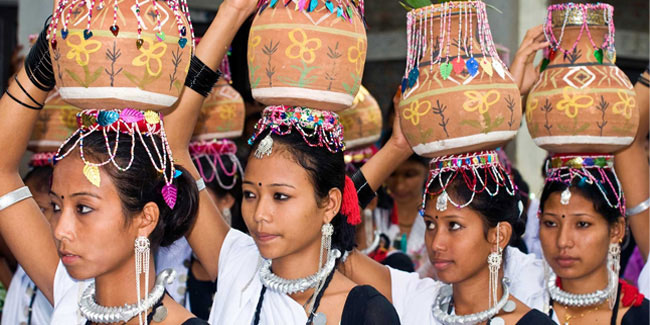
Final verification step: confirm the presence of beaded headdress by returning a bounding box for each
[55,109,179,209]
[421,150,516,214]
[189,139,243,190]
[248,105,345,158]
[544,154,624,216]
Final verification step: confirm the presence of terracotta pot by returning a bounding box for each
[49,0,193,111]
[29,91,81,152]
[398,1,521,158]
[526,3,638,153]
[339,86,382,149]
[193,79,245,141]
[248,0,367,111]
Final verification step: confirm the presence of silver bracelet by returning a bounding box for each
[196,178,206,192]
[627,197,650,217]
[0,186,32,211]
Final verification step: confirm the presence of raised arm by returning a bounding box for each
[0,26,60,303]
[615,68,649,259]
[164,0,256,281]
[509,25,549,98]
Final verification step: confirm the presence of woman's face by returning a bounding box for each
[539,189,623,280]
[50,156,140,280]
[242,146,336,260]
[422,193,502,284]
[386,160,427,205]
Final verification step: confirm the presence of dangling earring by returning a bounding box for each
[319,223,334,271]
[135,236,151,325]
[487,222,503,310]
[608,242,621,310]
[221,207,232,225]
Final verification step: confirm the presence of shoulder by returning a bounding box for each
[341,285,401,325]
[516,309,555,324]
[181,317,209,325]
[622,297,649,324]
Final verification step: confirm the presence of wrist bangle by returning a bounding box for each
[0,187,33,211]
[627,197,650,217]
[196,178,206,192]
[351,170,376,209]
[184,56,222,97]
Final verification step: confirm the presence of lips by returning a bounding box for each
[254,232,279,243]
[59,250,80,265]
[555,256,579,268]
[431,259,453,271]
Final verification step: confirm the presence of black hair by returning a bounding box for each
[61,131,199,249]
[539,169,623,225]
[194,155,247,233]
[250,131,356,254]
[24,165,53,194]
[426,169,525,245]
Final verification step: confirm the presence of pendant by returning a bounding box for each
[593,48,604,64]
[436,191,448,211]
[152,305,168,323]
[502,300,516,313]
[255,133,274,159]
[606,49,616,63]
[560,187,571,205]
[313,312,327,325]
[490,316,505,325]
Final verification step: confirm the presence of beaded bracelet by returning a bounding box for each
[184,56,222,97]
[351,169,376,209]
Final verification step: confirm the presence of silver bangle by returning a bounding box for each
[627,197,650,217]
[0,186,32,211]
[196,178,206,192]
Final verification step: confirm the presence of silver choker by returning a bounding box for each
[547,267,617,307]
[259,249,341,295]
[432,278,513,325]
[79,269,175,323]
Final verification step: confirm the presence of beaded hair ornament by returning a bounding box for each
[189,139,243,191]
[402,1,511,94]
[344,145,377,174]
[47,0,195,51]
[54,109,179,209]
[421,150,516,214]
[255,0,365,23]
[30,152,57,167]
[541,2,615,71]
[544,154,625,216]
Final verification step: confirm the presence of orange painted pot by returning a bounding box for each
[526,3,638,153]
[193,79,245,141]
[49,0,193,111]
[398,2,521,158]
[248,0,367,111]
[339,86,382,149]
[29,91,81,152]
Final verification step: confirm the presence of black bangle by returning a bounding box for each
[5,90,43,110]
[638,75,649,88]
[25,17,55,92]
[184,55,222,97]
[352,169,376,209]
[14,75,43,107]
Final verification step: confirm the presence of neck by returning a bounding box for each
[559,263,610,295]
[451,266,505,316]
[94,253,157,324]
[271,238,326,303]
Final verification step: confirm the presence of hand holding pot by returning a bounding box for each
[511,25,550,96]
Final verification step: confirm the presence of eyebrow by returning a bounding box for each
[49,190,101,199]
[243,181,295,189]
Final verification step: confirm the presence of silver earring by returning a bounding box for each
[135,236,151,325]
[221,208,232,225]
[608,242,621,309]
[319,223,334,271]
[487,222,503,309]
[255,133,274,159]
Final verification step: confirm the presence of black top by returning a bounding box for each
[341,285,401,325]
[515,309,554,324]
[182,317,209,325]
[187,260,217,320]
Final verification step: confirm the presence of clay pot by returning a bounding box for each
[526,3,638,153]
[398,2,521,158]
[29,91,81,152]
[248,0,367,111]
[49,0,193,111]
[339,86,382,149]
[193,79,245,141]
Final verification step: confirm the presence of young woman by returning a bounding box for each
[0,0,256,323]
[538,156,649,324]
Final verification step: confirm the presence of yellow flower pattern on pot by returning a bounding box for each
[218,104,237,120]
[462,90,500,114]
[248,35,262,63]
[66,32,102,66]
[285,29,321,64]
[132,38,168,77]
[526,98,539,123]
[348,38,366,75]
[612,90,635,120]
[556,87,593,119]
[403,99,431,126]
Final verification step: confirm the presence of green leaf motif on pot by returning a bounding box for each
[277,61,319,88]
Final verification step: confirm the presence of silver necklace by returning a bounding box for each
[79,269,175,323]
[546,267,617,307]
[259,249,341,295]
[432,278,514,325]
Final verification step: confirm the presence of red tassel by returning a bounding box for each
[390,200,399,225]
[342,176,361,225]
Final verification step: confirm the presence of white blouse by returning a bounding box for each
[208,229,315,325]
[156,237,193,307]
[51,261,93,324]
[2,265,53,325]
[389,246,546,325]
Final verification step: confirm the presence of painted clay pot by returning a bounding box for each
[526,3,638,153]
[248,0,367,111]
[398,1,521,158]
[193,79,245,141]
[29,91,81,152]
[48,0,193,111]
[339,86,382,149]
